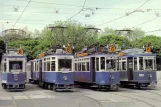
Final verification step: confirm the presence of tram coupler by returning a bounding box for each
[148,82,157,88]
[110,84,119,90]
[54,84,75,92]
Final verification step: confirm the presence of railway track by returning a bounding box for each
[21,92,42,107]
[110,93,156,107]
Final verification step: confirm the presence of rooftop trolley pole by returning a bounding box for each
[2,29,26,53]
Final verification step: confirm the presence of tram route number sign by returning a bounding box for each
[146,47,151,52]
[17,49,23,54]
[66,46,71,53]
[110,46,116,53]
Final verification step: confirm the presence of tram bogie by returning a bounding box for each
[119,48,157,88]
[1,49,27,91]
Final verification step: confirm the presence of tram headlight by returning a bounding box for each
[110,75,114,79]
[149,74,152,78]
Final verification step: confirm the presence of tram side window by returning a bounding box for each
[154,58,156,70]
[139,57,144,70]
[36,62,38,71]
[75,63,77,71]
[96,58,99,71]
[82,62,86,71]
[58,59,72,71]
[118,59,122,70]
[37,62,39,71]
[87,62,89,71]
[51,61,55,71]
[134,58,137,70]
[145,59,153,70]
[117,59,119,70]
[78,63,81,71]
[122,61,126,70]
[100,57,105,70]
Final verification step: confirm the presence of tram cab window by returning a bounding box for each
[47,61,50,71]
[145,59,153,70]
[134,58,137,70]
[58,59,72,71]
[44,62,46,71]
[106,59,116,71]
[100,57,105,70]
[139,57,144,70]
[122,61,126,70]
[51,61,55,71]
[9,61,23,72]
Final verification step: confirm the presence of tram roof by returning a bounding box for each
[43,54,73,57]
[75,53,118,58]
[119,53,156,58]
[119,48,156,57]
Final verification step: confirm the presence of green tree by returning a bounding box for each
[40,21,97,51]
[0,38,5,61]
[96,34,131,50]
[133,35,161,56]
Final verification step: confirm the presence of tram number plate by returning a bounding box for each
[139,74,144,77]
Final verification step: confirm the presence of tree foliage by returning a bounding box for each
[0,38,5,61]
[133,35,161,56]
[0,20,160,60]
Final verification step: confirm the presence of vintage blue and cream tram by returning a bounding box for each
[28,45,75,91]
[74,45,120,90]
[119,47,157,88]
[1,49,27,90]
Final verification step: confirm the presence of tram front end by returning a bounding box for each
[95,55,120,90]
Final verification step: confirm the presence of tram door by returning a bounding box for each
[91,57,96,82]
[127,57,133,80]
[39,60,42,81]
[31,62,33,79]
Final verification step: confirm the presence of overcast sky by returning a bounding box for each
[0,0,161,36]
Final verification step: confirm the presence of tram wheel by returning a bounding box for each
[114,85,119,91]
[50,85,53,90]
[42,83,46,89]
[4,85,7,89]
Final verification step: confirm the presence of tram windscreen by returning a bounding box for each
[106,59,116,71]
[145,59,153,70]
[58,59,72,71]
[9,61,23,72]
